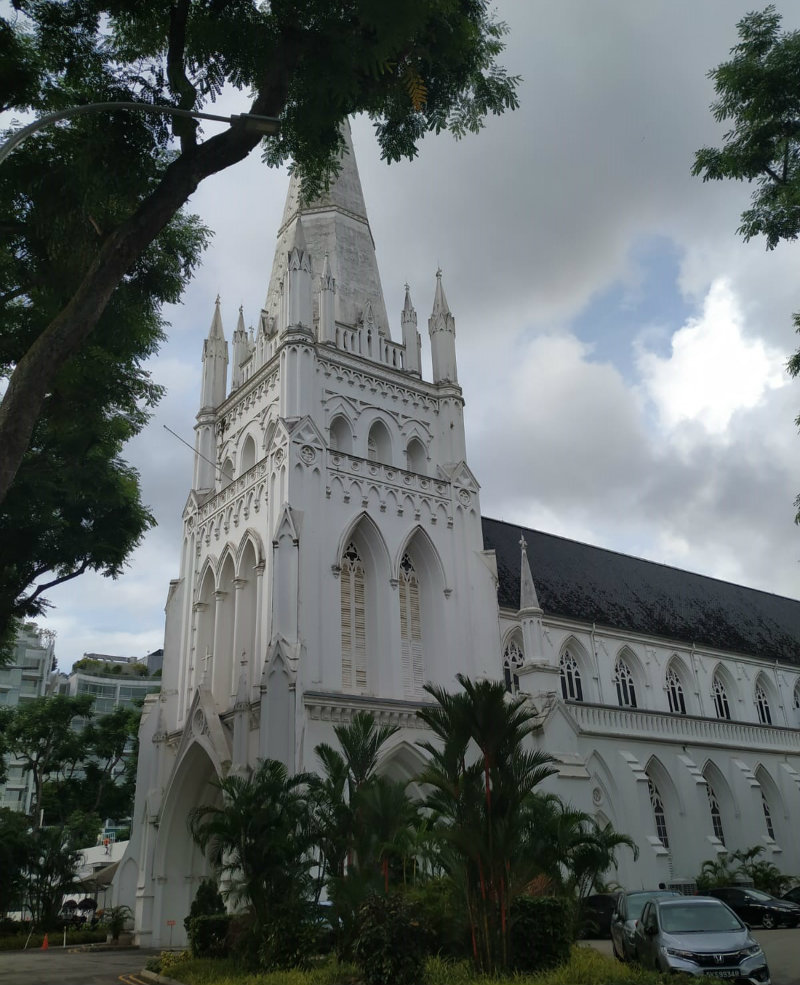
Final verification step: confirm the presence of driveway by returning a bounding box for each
[586,927,800,985]
[0,947,159,985]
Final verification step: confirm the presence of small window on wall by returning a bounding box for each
[755,684,772,725]
[613,659,637,708]
[666,668,686,715]
[794,682,800,710]
[711,675,731,720]
[503,639,524,694]
[560,651,583,701]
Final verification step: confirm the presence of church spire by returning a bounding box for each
[263,120,390,338]
[200,296,228,410]
[428,269,458,383]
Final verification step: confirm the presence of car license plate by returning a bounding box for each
[704,971,738,979]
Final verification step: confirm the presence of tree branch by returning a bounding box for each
[0,38,299,507]
[24,560,92,602]
[764,164,786,185]
[167,0,198,151]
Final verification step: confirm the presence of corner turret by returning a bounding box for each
[231,306,249,390]
[193,297,229,491]
[401,284,421,376]
[428,270,458,384]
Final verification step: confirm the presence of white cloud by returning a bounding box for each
[636,279,788,437]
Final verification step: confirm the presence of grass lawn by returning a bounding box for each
[150,945,687,984]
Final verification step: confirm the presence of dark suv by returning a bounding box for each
[705,887,800,928]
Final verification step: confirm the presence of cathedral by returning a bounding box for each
[119,126,800,947]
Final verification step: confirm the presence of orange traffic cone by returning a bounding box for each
[41,933,49,950]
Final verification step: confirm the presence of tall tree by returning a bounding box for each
[0,0,520,508]
[417,675,556,975]
[693,5,800,518]
[0,3,210,645]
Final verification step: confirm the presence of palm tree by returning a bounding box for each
[417,674,557,975]
[188,759,314,933]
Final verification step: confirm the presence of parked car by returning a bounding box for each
[705,886,800,929]
[633,896,770,982]
[610,889,682,961]
[781,886,800,906]
[579,893,619,939]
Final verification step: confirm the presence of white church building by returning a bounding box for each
[119,127,800,947]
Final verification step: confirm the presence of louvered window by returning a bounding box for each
[648,778,670,850]
[707,784,725,845]
[399,554,424,695]
[761,791,775,840]
[755,684,772,725]
[560,650,583,701]
[712,676,731,720]
[341,543,367,691]
[666,668,686,715]
[503,640,524,694]
[614,659,637,708]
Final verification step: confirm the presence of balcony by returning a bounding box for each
[197,460,268,525]
[563,701,800,753]
[327,451,450,503]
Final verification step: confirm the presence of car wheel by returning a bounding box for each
[762,912,776,930]
[612,940,625,962]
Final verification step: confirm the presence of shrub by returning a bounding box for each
[184,878,225,933]
[404,879,470,959]
[187,913,232,958]
[511,896,574,972]
[353,892,426,985]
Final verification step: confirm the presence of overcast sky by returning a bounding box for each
[29,0,800,668]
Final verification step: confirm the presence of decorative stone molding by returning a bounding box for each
[303,690,434,730]
[567,703,800,753]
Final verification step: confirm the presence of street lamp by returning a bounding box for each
[0,101,280,165]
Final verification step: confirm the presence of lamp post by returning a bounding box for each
[0,101,280,165]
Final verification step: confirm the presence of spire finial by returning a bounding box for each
[519,533,540,611]
[519,535,527,552]
[215,293,220,305]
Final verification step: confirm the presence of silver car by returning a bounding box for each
[610,889,681,961]
[633,896,770,983]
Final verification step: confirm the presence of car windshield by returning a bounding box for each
[661,902,743,934]
[746,890,773,902]
[627,892,679,921]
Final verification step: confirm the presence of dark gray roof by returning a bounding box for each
[482,517,800,666]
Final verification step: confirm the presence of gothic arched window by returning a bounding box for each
[648,778,669,850]
[399,554,424,695]
[666,667,686,715]
[341,543,367,691]
[613,659,637,708]
[761,791,775,840]
[503,639,524,694]
[755,683,772,725]
[712,675,731,720]
[794,682,800,710]
[560,651,583,702]
[707,784,725,845]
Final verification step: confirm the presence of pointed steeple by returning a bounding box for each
[519,536,541,611]
[318,252,336,344]
[428,269,458,383]
[518,534,544,665]
[281,215,314,333]
[401,283,421,375]
[231,305,249,391]
[200,296,229,409]
[263,120,390,338]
